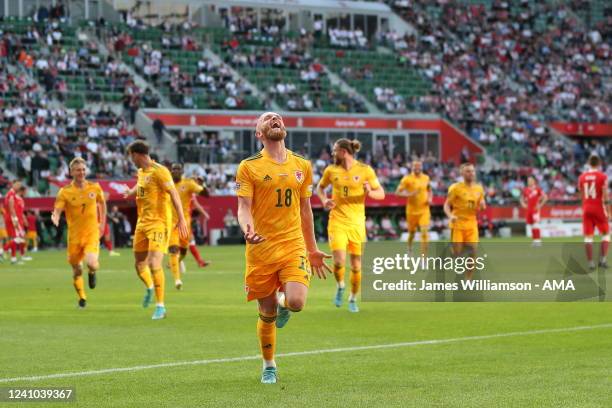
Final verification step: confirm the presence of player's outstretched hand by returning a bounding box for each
[308,249,333,279]
[363,182,372,194]
[323,199,336,210]
[51,212,60,226]
[244,224,265,244]
[177,219,189,240]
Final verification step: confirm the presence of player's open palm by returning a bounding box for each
[177,219,189,240]
[308,250,332,279]
[51,212,60,226]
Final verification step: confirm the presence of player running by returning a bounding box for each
[520,176,548,247]
[396,160,432,256]
[51,158,106,308]
[124,141,188,320]
[578,155,609,270]
[3,181,27,265]
[168,162,208,290]
[316,138,385,312]
[236,112,332,384]
[444,163,486,279]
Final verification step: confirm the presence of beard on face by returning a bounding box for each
[264,126,287,141]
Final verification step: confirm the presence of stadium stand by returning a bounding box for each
[0,1,610,211]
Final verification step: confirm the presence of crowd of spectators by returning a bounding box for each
[106,22,254,110]
[386,0,610,125]
[1,101,143,194]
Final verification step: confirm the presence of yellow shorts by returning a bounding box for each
[26,231,37,240]
[67,237,100,265]
[451,227,479,243]
[168,220,191,249]
[328,223,365,255]
[406,211,430,232]
[0,228,7,240]
[245,256,311,301]
[133,224,170,254]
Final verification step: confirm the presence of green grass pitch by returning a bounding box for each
[0,240,611,408]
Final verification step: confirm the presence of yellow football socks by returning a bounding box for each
[151,268,165,305]
[73,275,86,300]
[257,312,277,363]
[169,253,181,282]
[136,265,154,288]
[333,264,345,288]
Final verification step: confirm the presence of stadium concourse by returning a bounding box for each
[0,0,610,247]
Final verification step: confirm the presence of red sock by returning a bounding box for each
[9,241,16,257]
[601,240,609,260]
[18,242,25,256]
[3,241,8,252]
[189,243,204,264]
[532,228,540,240]
[104,239,113,251]
[585,242,593,262]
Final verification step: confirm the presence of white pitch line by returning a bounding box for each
[1,323,611,384]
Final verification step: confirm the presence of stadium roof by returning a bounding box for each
[136,0,392,15]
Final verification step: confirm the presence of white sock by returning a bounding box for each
[349,293,357,302]
[263,360,276,369]
[156,302,164,307]
[277,292,286,308]
[337,281,345,289]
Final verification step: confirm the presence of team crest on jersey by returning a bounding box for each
[353,176,360,182]
[294,170,304,183]
[88,192,95,199]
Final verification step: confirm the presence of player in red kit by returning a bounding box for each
[520,176,548,246]
[3,181,27,264]
[578,155,610,270]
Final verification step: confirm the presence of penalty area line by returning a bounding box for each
[1,323,611,383]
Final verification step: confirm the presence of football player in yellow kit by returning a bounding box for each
[235,112,332,384]
[168,162,208,290]
[444,163,486,279]
[396,160,432,255]
[124,141,188,320]
[51,158,106,308]
[316,139,385,312]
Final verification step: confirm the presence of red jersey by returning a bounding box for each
[522,186,543,212]
[27,214,37,232]
[578,170,608,212]
[3,190,25,226]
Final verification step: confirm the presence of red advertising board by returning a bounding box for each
[550,122,612,137]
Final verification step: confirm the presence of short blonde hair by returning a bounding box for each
[69,157,87,169]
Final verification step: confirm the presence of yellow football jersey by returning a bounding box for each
[135,162,174,229]
[236,149,313,266]
[447,182,485,229]
[172,177,204,222]
[398,173,430,215]
[319,162,381,227]
[54,181,104,241]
